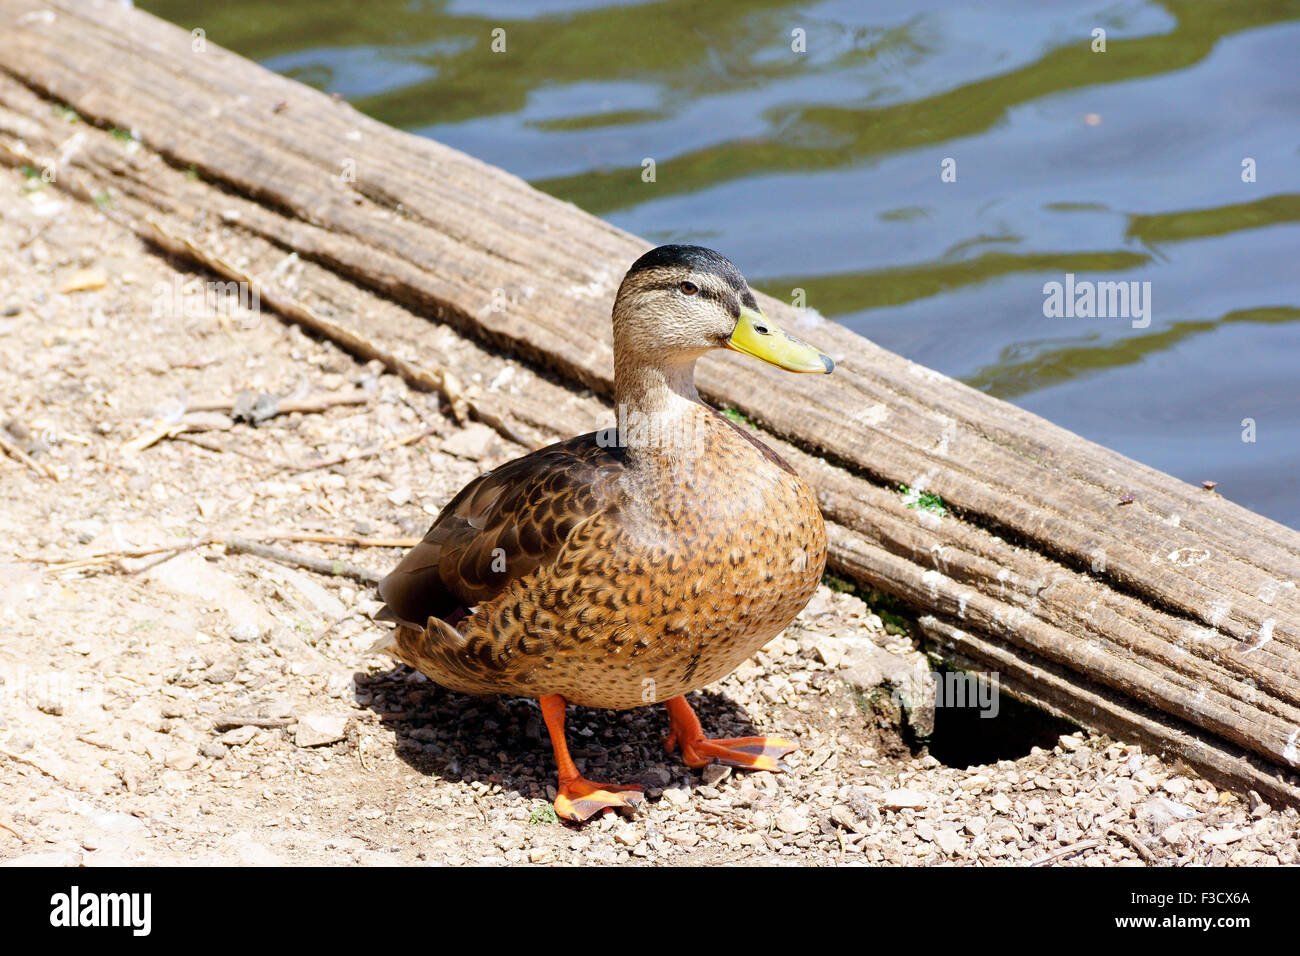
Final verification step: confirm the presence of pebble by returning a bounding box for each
[218,726,258,746]
[660,787,690,807]
[701,764,731,788]
[295,714,349,747]
[163,745,201,771]
[934,828,961,854]
[204,660,238,684]
[229,623,262,643]
[1202,829,1246,846]
[775,809,809,834]
[440,423,496,460]
[881,788,930,810]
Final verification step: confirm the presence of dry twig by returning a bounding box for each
[281,425,438,473]
[254,532,420,548]
[223,537,382,585]
[212,715,297,731]
[0,431,56,479]
[1029,839,1101,867]
[1108,825,1159,864]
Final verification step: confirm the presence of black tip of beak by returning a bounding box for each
[821,354,835,374]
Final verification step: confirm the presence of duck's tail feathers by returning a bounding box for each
[367,615,468,659]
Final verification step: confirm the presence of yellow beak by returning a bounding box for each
[725,307,834,374]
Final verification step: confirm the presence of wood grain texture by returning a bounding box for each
[2,0,1295,803]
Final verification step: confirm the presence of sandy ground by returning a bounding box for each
[1,165,1297,866]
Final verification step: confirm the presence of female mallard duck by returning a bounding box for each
[375,244,833,821]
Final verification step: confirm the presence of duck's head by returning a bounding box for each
[612,244,834,376]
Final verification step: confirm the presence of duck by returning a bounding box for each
[374,244,834,822]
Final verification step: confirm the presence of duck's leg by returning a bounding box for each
[663,695,796,771]
[539,694,644,822]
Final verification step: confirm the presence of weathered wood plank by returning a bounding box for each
[2,0,1296,802]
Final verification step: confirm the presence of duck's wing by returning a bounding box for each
[376,432,626,628]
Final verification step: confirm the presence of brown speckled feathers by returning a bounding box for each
[374,407,826,710]
[377,432,625,628]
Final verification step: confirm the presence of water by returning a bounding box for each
[143,0,1300,529]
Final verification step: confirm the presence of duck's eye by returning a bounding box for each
[679,281,698,295]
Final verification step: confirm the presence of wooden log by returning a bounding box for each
[2,0,1296,803]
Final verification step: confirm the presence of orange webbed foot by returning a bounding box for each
[672,734,797,771]
[554,777,645,823]
[664,696,797,772]
[540,694,644,823]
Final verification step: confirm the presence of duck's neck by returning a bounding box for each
[614,354,709,462]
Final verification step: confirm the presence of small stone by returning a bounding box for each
[810,638,844,668]
[60,267,108,293]
[229,623,261,643]
[218,726,257,746]
[1201,829,1246,846]
[775,808,809,834]
[295,714,349,747]
[1160,824,1186,846]
[880,788,930,810]
[164,745,201,771]
[528,847,554,864]
[441,423,497,461]
[1057,734,1082,752]
[199,741,228,760]
[934,828,961,854]
[387,486,412,506]
[1162,778,1188,796]
[204,660,238,684]
[701,764,731,788]
[989,793,1012,814]
[637,766,671,788]
[660,787,690,807]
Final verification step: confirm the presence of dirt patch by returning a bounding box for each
[1,166,1296,866]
